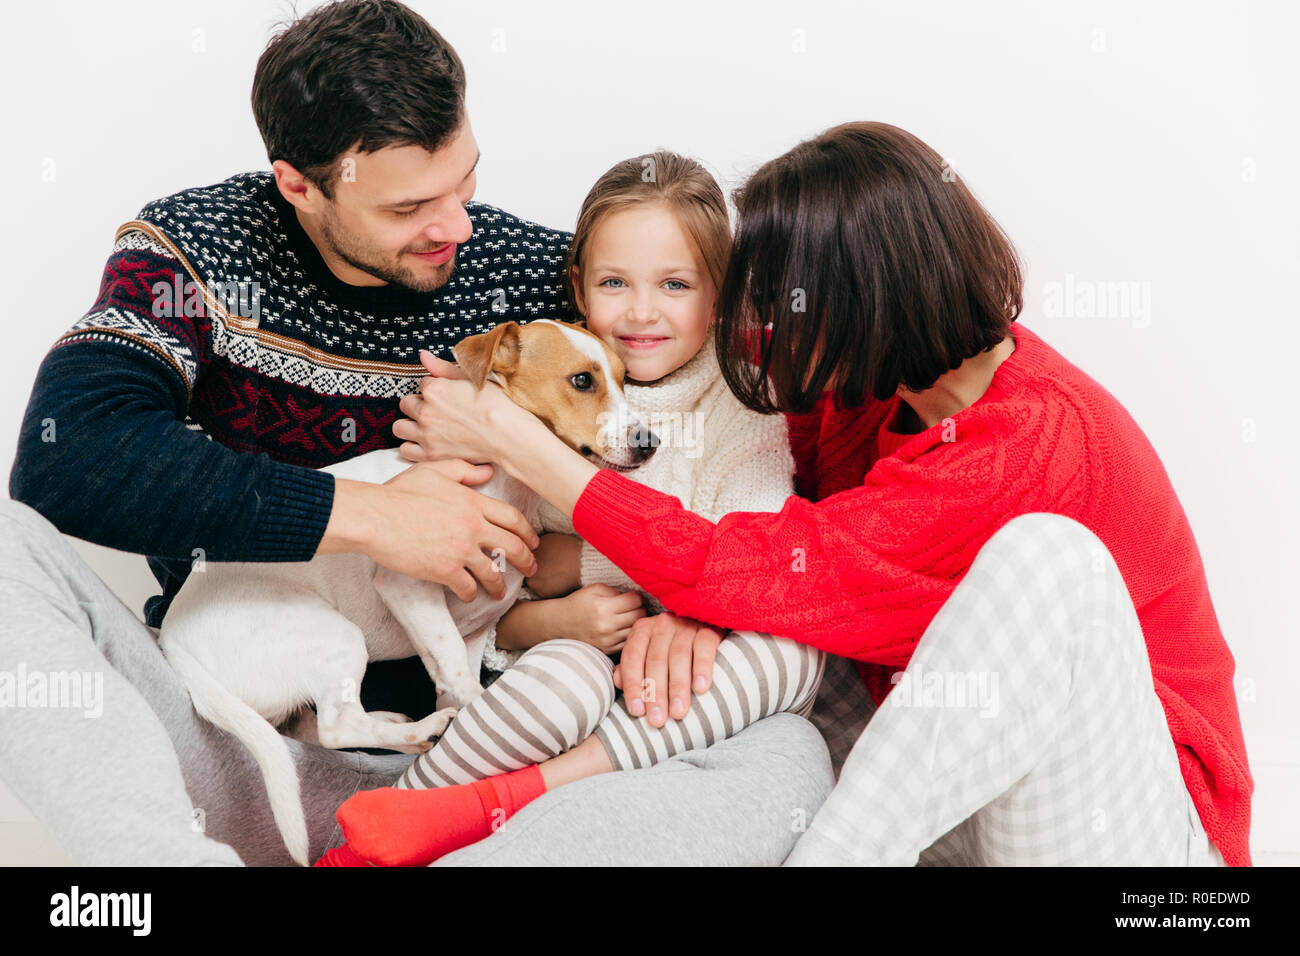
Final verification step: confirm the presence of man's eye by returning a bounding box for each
[392,207,419,218]
[570,372,595,391]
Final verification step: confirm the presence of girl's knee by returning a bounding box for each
[517,638,614,676]
[717,631,825,715]
[725,630,823,665]
[510,639,616,732]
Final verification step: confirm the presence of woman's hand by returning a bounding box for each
[613,613,723,728]
[526,533,583,597]
[393,350,540,465]
[558,584,647,654]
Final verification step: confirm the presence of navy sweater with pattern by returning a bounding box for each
[9,172,575,640]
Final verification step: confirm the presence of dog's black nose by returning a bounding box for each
[630,426,659,461]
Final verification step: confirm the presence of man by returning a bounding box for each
[1,0,832,865]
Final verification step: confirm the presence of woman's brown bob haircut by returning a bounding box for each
[716,121,1023,414]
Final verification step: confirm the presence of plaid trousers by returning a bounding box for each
[793,512,1227,867]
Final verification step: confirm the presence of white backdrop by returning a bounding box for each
[1,0,1296,860]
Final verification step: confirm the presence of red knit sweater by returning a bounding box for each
[572,321,1252,866]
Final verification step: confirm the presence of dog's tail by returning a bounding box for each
[161,641,311,867]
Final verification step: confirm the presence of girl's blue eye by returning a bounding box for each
[599,278,689,290]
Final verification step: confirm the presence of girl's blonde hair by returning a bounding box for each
[563,150,731,323]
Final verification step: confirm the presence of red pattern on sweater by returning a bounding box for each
[572,321,1252,866]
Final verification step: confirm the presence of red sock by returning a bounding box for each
[336,764,547,867]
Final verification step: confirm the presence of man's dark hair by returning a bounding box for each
[252,0,467,198]
[715,121,1024,414]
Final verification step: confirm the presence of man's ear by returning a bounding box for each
[451,321,522,389]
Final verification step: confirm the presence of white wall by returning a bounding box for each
[1,0,1295,859]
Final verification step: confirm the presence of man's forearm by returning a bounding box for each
[9,343,334,563]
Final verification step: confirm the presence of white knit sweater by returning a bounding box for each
[481,327,796,673]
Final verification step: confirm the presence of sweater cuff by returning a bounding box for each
[247,462,336,562]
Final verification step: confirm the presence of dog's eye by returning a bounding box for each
[570,372,595,391]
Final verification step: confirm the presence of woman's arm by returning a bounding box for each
[392,351,1028,664]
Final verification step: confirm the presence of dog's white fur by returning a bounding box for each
[158,321,647,866]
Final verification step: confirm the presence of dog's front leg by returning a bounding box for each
[373,566,484,708]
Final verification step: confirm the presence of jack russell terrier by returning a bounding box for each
[158,319,657,866]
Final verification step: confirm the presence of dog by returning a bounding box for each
[158,319,657,865]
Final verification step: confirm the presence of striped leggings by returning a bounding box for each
[397,631,825,789]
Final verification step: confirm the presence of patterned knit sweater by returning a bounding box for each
[570,321,1253,867]
[481,326,796,672]
[8,171,575,716]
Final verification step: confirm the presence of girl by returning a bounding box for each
[391,122,1250,868]
[316,150,826,867]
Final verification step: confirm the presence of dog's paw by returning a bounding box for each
[388,740,436,754]
[409,706,459,742]
[446,679,484,708]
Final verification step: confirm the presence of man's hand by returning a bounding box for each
[319,459,539,603]
[525,532,583,597]
[613,613,723,728]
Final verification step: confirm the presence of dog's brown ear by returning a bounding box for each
[451,321,522,389]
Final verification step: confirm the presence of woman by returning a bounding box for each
[394,122,1252,866]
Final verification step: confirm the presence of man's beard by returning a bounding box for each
[318,206,456,293]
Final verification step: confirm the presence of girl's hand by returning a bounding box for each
[559,584,647,654]
[526,533,583,598]
[393,350,541,465]
[613,613,723,728]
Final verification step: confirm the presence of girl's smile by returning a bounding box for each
[617,334,672,350]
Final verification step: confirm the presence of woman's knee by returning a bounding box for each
[965,513,1132,629]
[917,512,1144,677]
[977,512,1121,589]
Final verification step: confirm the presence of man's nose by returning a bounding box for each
[424,201,473,245]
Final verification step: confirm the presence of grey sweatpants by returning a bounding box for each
[0,497,834,866]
